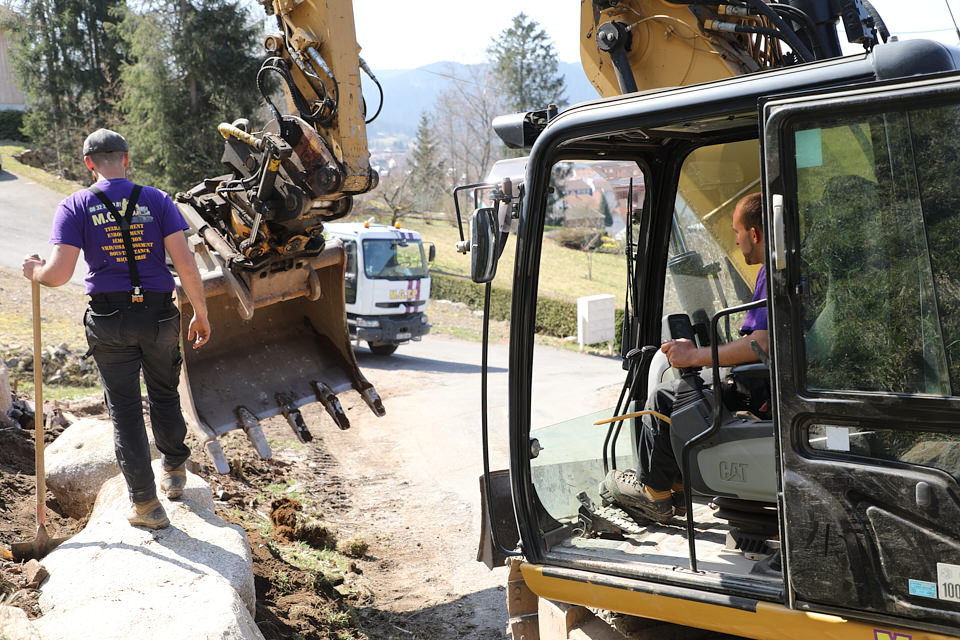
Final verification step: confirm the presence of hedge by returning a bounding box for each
[0,110,26,141]
[431,273,624,352]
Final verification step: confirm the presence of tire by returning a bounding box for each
[368,342,398,356]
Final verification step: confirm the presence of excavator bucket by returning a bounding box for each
[175,235,384,473]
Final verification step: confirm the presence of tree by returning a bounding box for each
[115,0,263,194]
[432,63,504,192]
[5,0,126,178]
[487,13,567,114]
[407,112,446,218]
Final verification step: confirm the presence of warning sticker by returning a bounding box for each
[937,562,960,603]
[908,579,937,599]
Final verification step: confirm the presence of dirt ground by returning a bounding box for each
[0,267,509,639]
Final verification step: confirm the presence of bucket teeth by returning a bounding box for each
[275,393,313,443]
[312,381,350,430]
[236,406,272,459]
[355,382,386,417]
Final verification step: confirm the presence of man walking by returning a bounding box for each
[22,129,210,529]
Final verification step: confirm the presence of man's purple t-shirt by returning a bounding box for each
[740,264,768,334]
[50,178,188,295]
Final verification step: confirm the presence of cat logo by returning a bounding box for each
[719,461,747,483]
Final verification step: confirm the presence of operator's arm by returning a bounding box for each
[662,330,769,369]
[21,244,80,287]
[164,231,210,349]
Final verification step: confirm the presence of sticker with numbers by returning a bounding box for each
[937,562,960,603]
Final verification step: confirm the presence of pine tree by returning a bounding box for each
[5,0,126,178]
[487,13,567,114]
[408,112,445,216]
[116,0,263,193]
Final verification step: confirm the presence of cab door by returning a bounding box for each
[763,75,960,630]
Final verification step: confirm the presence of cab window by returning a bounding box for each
[792,104,960,396]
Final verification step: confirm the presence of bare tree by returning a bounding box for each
[432,64,505,192]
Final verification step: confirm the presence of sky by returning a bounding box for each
[351,0,960,71]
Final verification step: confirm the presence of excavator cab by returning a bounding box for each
[477,39,960,640]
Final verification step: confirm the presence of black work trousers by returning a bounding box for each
[637,378,683,492]
[84,297,190,503]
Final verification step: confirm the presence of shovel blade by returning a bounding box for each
[10,523,69,561]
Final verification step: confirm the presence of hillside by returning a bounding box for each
[362,60,598,151]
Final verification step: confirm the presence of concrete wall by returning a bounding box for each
[0,18,26,110]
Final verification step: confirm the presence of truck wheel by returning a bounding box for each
[368,342,398,356]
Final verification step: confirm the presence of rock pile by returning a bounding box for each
[1,342,100,388]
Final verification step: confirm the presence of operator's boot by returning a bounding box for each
[161,463,187,499]
[671,481,686,519]
[126,498,170,529]
[599,469,674,523]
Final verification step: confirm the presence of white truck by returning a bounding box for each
[324,222,433,355]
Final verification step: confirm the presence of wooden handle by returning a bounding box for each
[31,280,45,526]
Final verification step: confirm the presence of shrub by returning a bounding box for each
[0,110,27,141]
[431,273,624,352]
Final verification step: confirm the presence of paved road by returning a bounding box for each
[0,169,86,284]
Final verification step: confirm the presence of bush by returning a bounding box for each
[0,110,27,141]
[431,273,624,352]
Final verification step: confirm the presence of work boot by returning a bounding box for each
[126,498,170,529]
[161,463,187,499]
[599,469,674,523]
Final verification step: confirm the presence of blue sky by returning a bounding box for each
[352,1,960,71]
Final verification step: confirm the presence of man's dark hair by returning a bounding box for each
[739,192,763,236]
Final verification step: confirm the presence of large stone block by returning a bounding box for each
[34,460,259,640]
[44,417,159,519]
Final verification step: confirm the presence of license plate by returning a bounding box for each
[396,332,412,340]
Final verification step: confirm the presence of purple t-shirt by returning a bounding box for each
[50,178,188,295]
[740,264,768,334]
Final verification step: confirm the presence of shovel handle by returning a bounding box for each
[31,280,45,526]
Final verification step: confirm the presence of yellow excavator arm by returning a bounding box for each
[172,0,385,473]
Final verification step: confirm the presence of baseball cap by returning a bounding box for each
[82,129,129,156]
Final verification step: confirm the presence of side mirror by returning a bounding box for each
[427,243,436,263]
[470,207,499,283]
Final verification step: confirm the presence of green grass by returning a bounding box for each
[0,141,87,196]
[400,219,628,305]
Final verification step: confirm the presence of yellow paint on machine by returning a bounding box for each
[520,563,957,640]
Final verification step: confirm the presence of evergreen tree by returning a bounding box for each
[116,0,263,193]
[487,13,567,114]
[408,112,445,216]
[5,0,126,178]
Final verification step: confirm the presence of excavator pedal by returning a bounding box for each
[577,492,645,537]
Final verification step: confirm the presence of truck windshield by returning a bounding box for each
[362,239,428,280]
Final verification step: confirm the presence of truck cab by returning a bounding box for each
[325,222,432,355]
[474,39,960,639]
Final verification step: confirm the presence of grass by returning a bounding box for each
[0,141,87,196]
[401,218,628,305]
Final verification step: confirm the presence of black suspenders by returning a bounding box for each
[88,184,144,303]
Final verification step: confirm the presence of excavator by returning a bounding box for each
[172,0,385,472]
[468,1,960,638]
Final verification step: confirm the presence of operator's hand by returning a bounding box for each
[187,313,211,349]
[661,338,701,369]
[21,254,44,282]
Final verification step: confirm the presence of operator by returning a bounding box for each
[601,192,768,523]
[21,129,210,530]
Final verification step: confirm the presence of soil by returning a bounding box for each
[0,268,510,639]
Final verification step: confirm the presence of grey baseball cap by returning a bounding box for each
[82,128,128,156]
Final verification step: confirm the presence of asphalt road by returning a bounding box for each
[0,169,86,284]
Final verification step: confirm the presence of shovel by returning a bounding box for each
[9,281,69,561]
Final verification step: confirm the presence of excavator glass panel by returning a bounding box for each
[525,151,782,599]
[765,78,960,630]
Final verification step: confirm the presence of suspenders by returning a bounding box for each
[88,184,145,303]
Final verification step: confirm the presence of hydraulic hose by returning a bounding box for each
[862,0,890,43]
